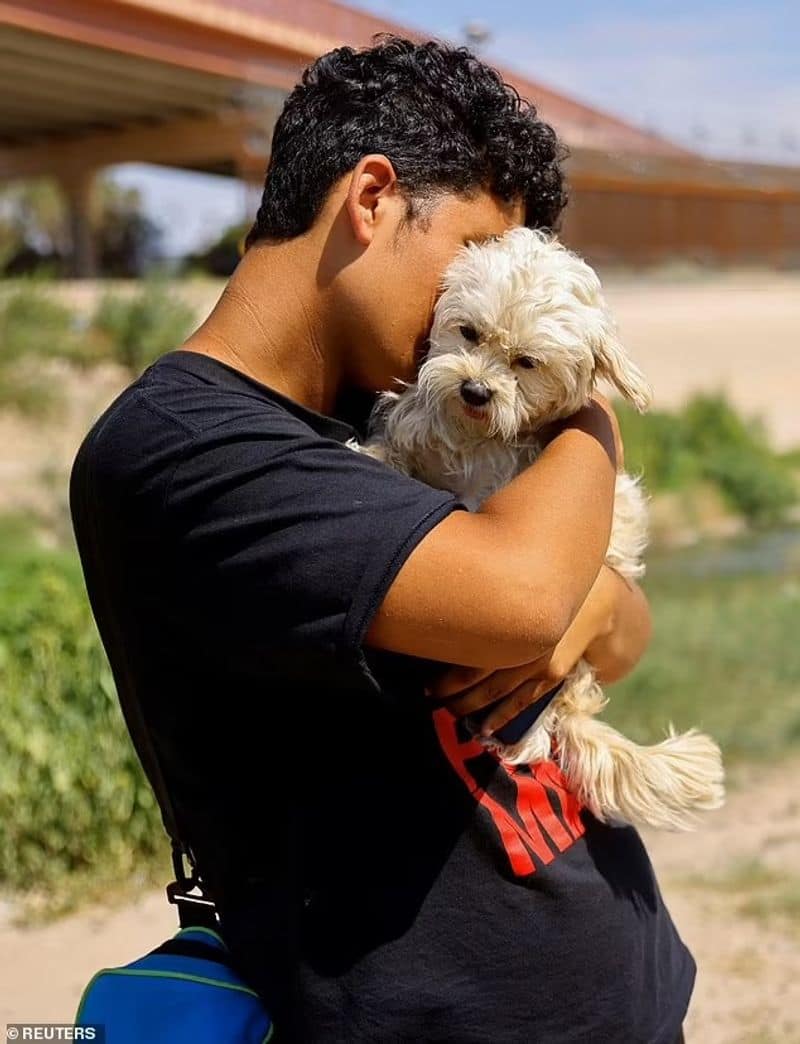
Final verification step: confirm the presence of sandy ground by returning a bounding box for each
[641,759,800,1043]
[2,759,799,1040]
[602,272,800,452]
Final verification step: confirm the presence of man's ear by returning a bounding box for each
[593,315,653,414]
[345,154,399,247]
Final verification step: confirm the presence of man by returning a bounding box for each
[70,35,693,1042]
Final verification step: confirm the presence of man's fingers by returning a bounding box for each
[427,664,494,700]
[479,679,551,737]
[445,663,536,717]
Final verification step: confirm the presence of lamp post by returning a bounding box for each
[463,21,492,53]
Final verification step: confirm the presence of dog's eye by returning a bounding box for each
[514,356,538,370]
[459,325,479,344]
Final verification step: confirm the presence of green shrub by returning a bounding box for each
[0,280,76,355]
[0,282,78,414]
[0,550,164,899]
[91,280,195,375]
[703,447,797,525]
[616,392,797,525]
[681,395,797,524]
[616,404,701,490]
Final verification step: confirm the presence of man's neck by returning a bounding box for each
[181,240,345,417]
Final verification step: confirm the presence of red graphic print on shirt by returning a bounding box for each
[432,708,586,877]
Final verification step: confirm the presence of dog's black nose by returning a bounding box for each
[460,380,493,406]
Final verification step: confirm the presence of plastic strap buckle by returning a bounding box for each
[166,842,219,928]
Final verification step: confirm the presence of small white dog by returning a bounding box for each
[352,227,724,831]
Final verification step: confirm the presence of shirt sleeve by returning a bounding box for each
[164,409,465,671]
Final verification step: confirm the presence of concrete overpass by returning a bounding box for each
[0,0,690,274]
[1,0,797,272]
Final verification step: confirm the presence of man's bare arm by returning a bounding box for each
[363,398,618,669]
[424,564,652,734]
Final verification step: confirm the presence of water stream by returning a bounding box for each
[647,524,800,581]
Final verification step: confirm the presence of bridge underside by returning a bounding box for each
[1,1,797,272]
[0,0,316,272]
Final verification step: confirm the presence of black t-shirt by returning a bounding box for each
[70,350,695,1043]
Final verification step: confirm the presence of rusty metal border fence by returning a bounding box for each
[563,174,800,267]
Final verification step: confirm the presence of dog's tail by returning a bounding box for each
[557,713,726,832]
[543,659,726,831]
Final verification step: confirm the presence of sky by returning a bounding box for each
[111,0,798,256]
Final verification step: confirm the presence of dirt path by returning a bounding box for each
[3,759,799,1039]
[642,758,800,1043]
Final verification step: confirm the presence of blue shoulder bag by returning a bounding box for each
[76,923,273,1043]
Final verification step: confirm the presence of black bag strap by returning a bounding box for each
[72,451,218,929]
[120,683,218,928]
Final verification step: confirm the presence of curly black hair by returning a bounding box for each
[245,34,567,248]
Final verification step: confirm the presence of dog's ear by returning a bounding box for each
[593,319,653,414]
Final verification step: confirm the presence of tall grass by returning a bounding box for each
[605,563,800,762]
[91,280,195,375]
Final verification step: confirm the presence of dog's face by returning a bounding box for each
[414,228,652,444]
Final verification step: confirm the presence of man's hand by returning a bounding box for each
[427,564,651,736]
[540,392,625,472]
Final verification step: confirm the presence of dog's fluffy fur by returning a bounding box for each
[352,227,725,831]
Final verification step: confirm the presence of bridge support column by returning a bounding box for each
[60,168,97,278]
